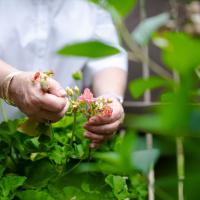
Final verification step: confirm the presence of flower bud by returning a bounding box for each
[74,86,80,93]
[107,98,113,103]
[72,71,83,80]
[66,87,74,96]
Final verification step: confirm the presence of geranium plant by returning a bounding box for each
[0,69,148,200]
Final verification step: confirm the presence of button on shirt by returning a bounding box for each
[0,0,127,121]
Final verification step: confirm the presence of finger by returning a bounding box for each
[84,131,105,140]
[40,94,67,112]
[89,141,102,149]
[36,107,67,123]
[87,112,122,126]
[84,120,121,135]
[47,78,66,97]
[87,106,123,126]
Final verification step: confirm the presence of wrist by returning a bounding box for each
[100,93,124,104]
[0,71,22,106]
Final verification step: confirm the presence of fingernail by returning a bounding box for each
[84,132,90,137]
[60,89,66,97]
[84,132,87,137]
[84,124,88,129]
[89,118,96,123]
[90,143,96,148]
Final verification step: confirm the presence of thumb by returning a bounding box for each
[47,78,66,97]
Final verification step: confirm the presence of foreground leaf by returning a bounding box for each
[58,40,120,58]
[129,77,168,99]
[133,149,160,174]
[132,13,170,46]
[90,0,137,17]
[154,32,200,73]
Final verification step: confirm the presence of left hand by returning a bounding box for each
[84,98,124,148]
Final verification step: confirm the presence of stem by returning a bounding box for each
[0,99,8,122]
[139,0,155,199]
[49,123,54,140]
[71,112,77,145]
[147,133,155,200]
[176,137,185,200]
[173,65,184,200]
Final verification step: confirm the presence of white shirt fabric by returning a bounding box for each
[0,0,127,122]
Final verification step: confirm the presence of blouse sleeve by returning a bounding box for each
[83,5,128,86]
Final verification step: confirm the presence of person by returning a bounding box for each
[0,0,127,148]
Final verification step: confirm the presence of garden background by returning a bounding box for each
[0,0,200,200]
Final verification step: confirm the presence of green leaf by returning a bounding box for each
[107,0,137,17]
[90,0,137,17]
[17,119,41,137]
[0,165,5,178]
[25,159,57,188]
[18,119,52,139]
[17,190,54,200]
[124,114,162,133]
[63,186,84,200]
[105,175,130,200]
[154,32,200,73]
[57,40,120,58]
[133,149,160,174]
[30,152,47,161]
[48,145,68,165]
[132,13,170,46]
[53,115,74,128]
[129,77,167,99]
[0,175,26,198]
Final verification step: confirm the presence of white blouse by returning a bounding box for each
[0,0,127,121]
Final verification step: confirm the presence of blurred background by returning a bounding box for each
[124,0,170,109]
[124,1,200,199]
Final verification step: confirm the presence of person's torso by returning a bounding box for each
[0,0,97,87]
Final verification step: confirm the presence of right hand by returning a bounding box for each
[9,71,68,123]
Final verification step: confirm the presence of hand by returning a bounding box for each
[84,98,124,148]
[9,72,68,122]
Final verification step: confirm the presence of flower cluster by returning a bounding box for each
[32,70,54,92]
[32,70,112,119]
[66,87,113,119]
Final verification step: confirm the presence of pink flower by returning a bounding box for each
[32,72,40,82]
[79,88,95,103]
[103,105,113,117]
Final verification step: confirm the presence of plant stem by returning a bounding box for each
[139,0,155,199]
[71,112,77,145]
[173,66,185,200]
[176,137,185,200]
[49,123,54,139]
[0,99,8,122]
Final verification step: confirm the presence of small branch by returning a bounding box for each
[176,137,185,200]
[128,52,172,80]
[139,0,155,199]
[173,68,185,200]
[71,112,77,145]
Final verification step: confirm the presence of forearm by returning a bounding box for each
[92,67,127,98]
